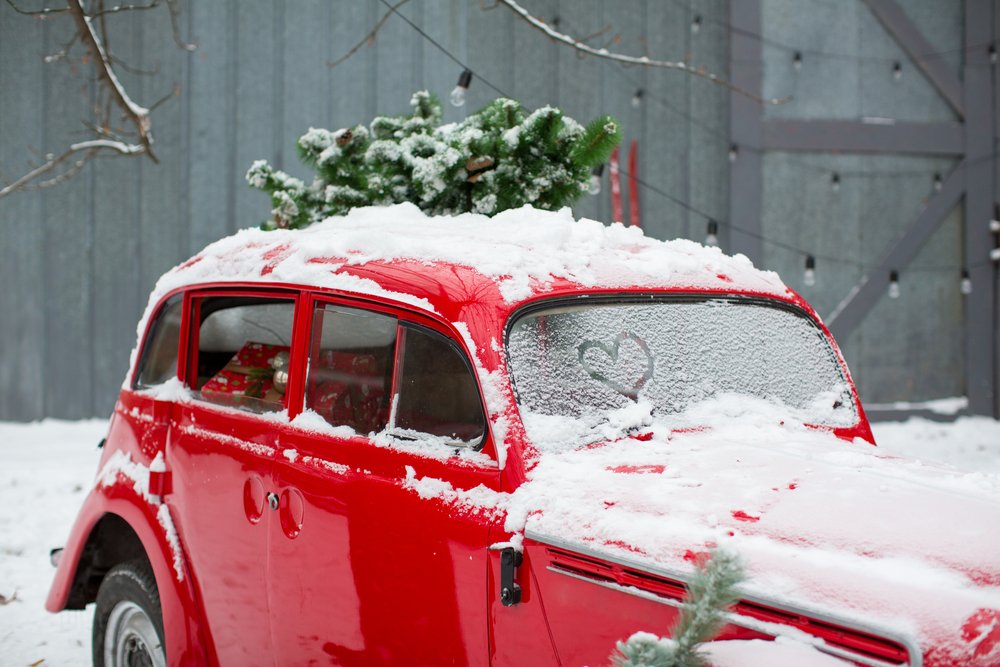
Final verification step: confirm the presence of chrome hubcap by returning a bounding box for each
[104,601,165,667]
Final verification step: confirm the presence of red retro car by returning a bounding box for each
[48,204,1000,666]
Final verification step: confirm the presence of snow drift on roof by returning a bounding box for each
[148,202,788,309]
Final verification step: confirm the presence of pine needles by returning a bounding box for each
[246,91,621,229]
[612,550,744,667]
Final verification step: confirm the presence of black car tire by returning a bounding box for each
[93,559,166,667]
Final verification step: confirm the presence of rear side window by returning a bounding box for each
[134,296,183,389]
[305,304,397,434]
[391,325,486,446]
[192,296,295,414]
[305,303,486,447]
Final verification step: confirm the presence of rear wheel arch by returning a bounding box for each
[65,513,149,609]
[60,505,217,666]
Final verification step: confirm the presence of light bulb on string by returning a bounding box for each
[961,269,972,295]
[831,172,841,192]
[990,44,997,65]
[893,61,902,81]
[705,219,719,247]
[933,173,942,191]
[450,69,473,107]
[728,144,738,163]
[589,164,604,196]
[631,89,644,108]
[793,51,802,72]
[803,255,816,287]
[691,14,701,34]
[888,270,900,299]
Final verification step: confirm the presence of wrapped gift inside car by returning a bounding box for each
[201,341,290,411]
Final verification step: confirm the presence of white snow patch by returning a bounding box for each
[282,448,299,463]
[867,396,968,415]
[290,408,357,439]
[300,455,351,476]
[138,376,191,402]
[156,504,185,582]
[402,465,507,514]
[703,638,853,666]
[454,322,511,470]
[177,423,275,457]
[873,415,1000,474]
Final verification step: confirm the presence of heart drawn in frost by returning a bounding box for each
[577,333,655,400]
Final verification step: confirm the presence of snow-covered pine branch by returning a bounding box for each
[246,92,621,229]
[496,0,790,106]
[612,550,745,667]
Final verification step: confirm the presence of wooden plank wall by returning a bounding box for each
[0,0,969,419]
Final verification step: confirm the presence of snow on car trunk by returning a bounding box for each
[503,406,1000,663]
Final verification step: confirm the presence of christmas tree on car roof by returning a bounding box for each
[246,91,621,230]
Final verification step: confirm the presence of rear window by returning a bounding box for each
[507,296,857,449]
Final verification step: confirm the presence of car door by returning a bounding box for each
[267,296,503,666]
[167,290,301,666]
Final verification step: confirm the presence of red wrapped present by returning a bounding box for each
[202,341,290,411]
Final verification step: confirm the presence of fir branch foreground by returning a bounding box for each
[246,91,621,229]
[612,550,744,667]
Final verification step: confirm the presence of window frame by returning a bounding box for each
[306,292,491,452]
[182,287,306,416]
[130,293,185,390]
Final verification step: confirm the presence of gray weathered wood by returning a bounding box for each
[91,10,145,417]
[188,0,232,253]
[42,17,95,419]
[0,14,47,420]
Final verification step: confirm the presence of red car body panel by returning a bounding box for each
[47,219,997,666]
[45,401,216,666]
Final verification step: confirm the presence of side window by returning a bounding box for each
[134,296,183,389]
[192,296,295,414]
[390,325,486,447]
[305,304,397,434]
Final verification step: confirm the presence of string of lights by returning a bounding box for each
[549,12,979,184]
[666,0,996,66]
[377,0,998,297]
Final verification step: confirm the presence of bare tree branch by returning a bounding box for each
[43,28,81,63]
[328,0,412,68]
[0,140,143,198]
[497,0,791,105]
[67,0,157,161]
[164,0,196,51]
[4,0,67,17]
[90,0,160,17]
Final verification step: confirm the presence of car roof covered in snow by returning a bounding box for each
[144,203,792,323]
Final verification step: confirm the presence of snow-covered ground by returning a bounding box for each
[1,416,998,665]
